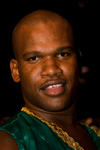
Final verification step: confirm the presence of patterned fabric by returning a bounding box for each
[0,111,100,150]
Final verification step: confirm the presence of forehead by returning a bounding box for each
[15,21,74,56]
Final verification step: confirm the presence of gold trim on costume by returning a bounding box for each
[21,107,84,150]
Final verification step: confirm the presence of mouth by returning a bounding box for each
[40,80,66,97]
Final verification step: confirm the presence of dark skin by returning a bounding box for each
[0,10,98,150]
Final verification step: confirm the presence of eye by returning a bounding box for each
[57,52,69,58]
[27,56,39,61]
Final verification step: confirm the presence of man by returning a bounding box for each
[0,10,100,150]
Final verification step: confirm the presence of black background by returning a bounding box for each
[1,0,100,119]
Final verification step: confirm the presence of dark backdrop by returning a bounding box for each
[1,0,100,119]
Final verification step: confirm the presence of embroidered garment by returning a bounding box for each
[0,111,100,150]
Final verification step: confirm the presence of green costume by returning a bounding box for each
[0,108,100,150]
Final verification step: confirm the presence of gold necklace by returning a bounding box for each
[21,107,84,150]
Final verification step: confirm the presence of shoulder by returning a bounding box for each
[0,130,19,150]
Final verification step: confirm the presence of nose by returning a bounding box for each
[41,57,63,78]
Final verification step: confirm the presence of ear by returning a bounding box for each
[78,49,82,58]
[77,49,82,74]
[10,59,20,82]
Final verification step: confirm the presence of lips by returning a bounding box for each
[40,80,66,96]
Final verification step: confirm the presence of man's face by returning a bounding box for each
[15,21,79,112]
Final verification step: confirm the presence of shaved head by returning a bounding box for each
[10,10,81,113]
[12,10,74,59]
[16,10,67,26]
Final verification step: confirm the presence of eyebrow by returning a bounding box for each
[23,51,40,58]
[22,46,73,58]
[56,46,73,51]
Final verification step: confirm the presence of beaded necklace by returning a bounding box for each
[21,107,84,150]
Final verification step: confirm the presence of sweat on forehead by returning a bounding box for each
[12,10,73,59]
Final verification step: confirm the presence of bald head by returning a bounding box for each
[12,10,74,59]
[13,10,68,29]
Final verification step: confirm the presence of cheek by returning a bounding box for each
[19,64,41,93]
[62,59,79,86]
[63,60,79,76]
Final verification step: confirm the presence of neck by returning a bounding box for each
[24,100,77,127]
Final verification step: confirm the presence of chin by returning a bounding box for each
[40,101,73,112]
